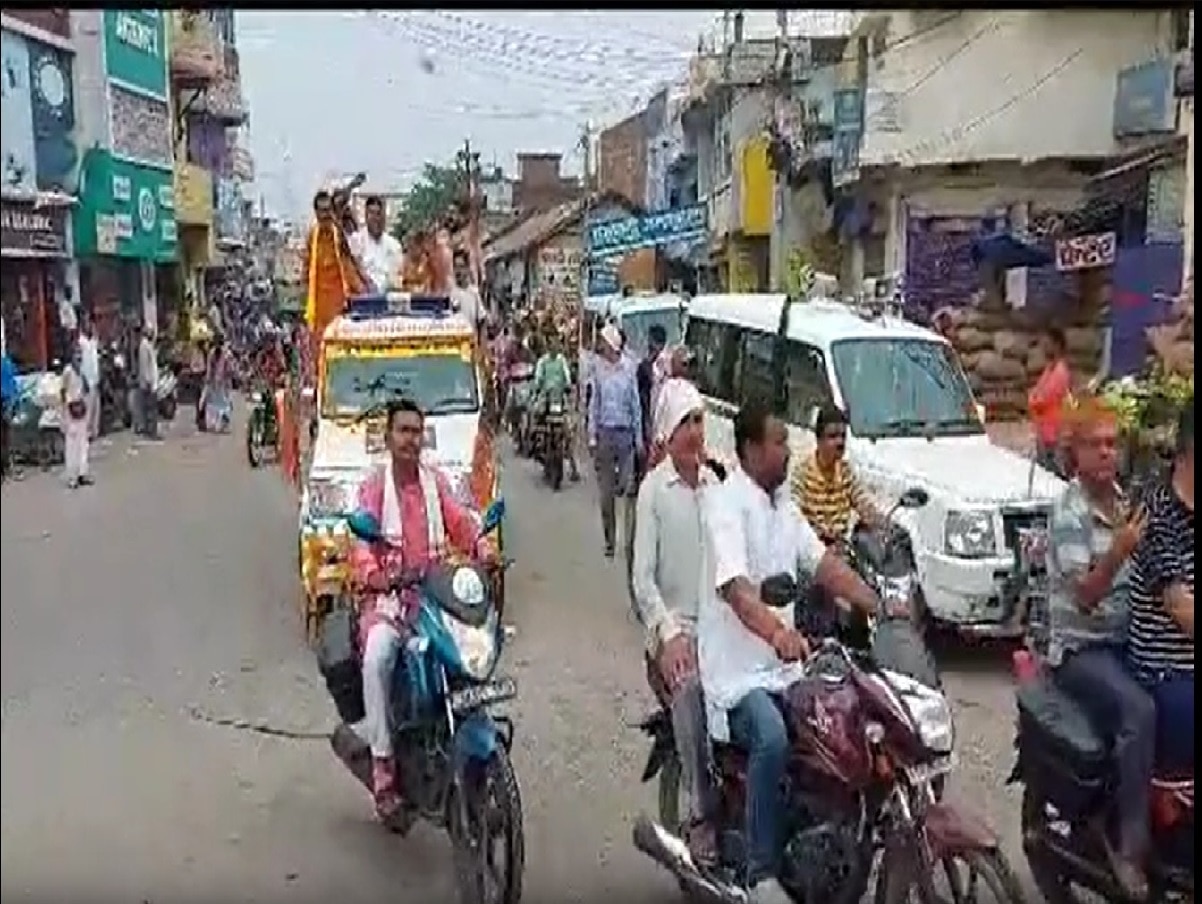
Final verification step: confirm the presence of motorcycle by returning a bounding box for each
[537,392,569,491]
[326,499,525,904]
[98,346,131,435]
[1009,651,1194,903]
[634,495,1020,904]
[7,372,64,468]
[245,386,278,468]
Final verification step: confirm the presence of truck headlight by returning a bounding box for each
[944,510,996,558]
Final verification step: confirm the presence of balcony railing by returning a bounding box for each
[192,47,246,124]
[174,162,214,227]
[170,11,222,87]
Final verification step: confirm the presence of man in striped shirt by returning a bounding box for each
[1128,400,1194,778]
[791,404,883,545]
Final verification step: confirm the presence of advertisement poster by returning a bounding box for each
[1,30,37,197]
[102,10,168,99]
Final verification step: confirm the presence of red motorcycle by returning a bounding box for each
[1010,649,1194,903]
[634,575,1023,904]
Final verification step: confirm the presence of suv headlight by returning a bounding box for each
[306,478,353,519]
[944,510,996,558]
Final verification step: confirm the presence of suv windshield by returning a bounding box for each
[831,337,983,438]
[323,352,478,417]
[620,308,684,357]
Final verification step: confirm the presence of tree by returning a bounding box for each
[391,162,463,241]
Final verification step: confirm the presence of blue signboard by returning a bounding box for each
[586,203,707,260]
[587,259,619,296]
[1113,58,1175,138]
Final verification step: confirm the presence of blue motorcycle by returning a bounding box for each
[329,499,525,904]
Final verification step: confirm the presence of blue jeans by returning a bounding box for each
[1134,667,1194,775]
[728,688,789,884]
[1056,645,1155,857]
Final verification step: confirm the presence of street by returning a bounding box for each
[1,410,1036,903]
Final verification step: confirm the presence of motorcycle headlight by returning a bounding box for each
[885,670,955,754]
[548,400,564,415]
[878,575,913,606]
[250,391,264,403]
[944,510,997,558]
[11,408,30,427]
[443,574,498,681]
[306,478,354,519]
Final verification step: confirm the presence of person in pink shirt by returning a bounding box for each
[350,398,496,823]
[1028,327,1073,477]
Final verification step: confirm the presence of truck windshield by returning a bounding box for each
[831,337,983,438]
[322,351,478,417]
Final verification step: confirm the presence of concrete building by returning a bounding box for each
[835,10,1187,314]
[70,9,178,337]
[1,11,78,366]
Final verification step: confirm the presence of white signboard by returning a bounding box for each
[1054,231,1116,272]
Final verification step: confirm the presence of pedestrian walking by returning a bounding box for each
[1029,326,1073,477]
[203,337,233,433]
[1,347,18,481]
[138,326,161,440]
[60,349,92,488]
[587,322,643,559]
[78,318,101,440]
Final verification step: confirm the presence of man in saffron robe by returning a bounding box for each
[349,398,497,824]
[304,190,365,342]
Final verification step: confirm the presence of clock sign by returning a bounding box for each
[137,186,157,232]
[34,53,67,116]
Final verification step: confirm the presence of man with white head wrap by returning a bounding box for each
[588,322,643,558]
[631,376,720,865]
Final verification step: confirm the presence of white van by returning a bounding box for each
[685,292,1065,636]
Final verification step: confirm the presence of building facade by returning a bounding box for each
[71,9,177,338]
[1,11,78,366]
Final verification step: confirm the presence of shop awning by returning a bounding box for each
[970,232,1053,270]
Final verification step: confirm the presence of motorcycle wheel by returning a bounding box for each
[246,416,264,468]
[656,748,685,833]
[917,850,1026,904]
[1020,786,1076,904]
[544,437,563,491]
[159,397,177,423]
[449,750,525,904]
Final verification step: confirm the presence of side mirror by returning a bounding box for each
[478,497,506,537]
[898,487,930,509]
[300,386,316,402]
[760,573,798,608]
[346,510,384,543]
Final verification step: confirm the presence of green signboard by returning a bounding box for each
[74,149,178,263]
[102,10,168,99]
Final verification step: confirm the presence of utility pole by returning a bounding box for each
[578,121,595,193]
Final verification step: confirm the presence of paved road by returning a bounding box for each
[1,411,1037,903]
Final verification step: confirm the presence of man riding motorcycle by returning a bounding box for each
[698,401,884,904]
[531,334,576,459]
[349,398,499,825]
[632,379,721,866]
[1045,397,1154,900]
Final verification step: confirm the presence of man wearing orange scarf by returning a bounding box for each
[304,190,365,341]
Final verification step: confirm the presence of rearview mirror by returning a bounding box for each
[898,487,930,509]
[478,497,506,538]
[346,510,384,543]
[760,573,798,609]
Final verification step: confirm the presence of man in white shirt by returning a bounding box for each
[137,326,160,440]
[349,195,404,292]
[699,401,881,903]
[61,346,92,488]
[77,318,101,439]
[632,378,720,864]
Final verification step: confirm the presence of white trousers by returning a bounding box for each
[86,388,100,439]
[359,622,403,758]
[63,416,90,482]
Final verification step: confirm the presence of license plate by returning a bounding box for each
[450,677,517,711]
[905,755,955,786]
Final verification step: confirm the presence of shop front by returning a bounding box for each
[73,149,177,341]
[1,199,72,368]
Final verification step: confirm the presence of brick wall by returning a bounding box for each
[599,111,647,207]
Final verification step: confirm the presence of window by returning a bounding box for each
[738,330,777,409]
[322,352,478,418]
[687,317,742,404]
[780,339,833,427]
[831,338,982,438]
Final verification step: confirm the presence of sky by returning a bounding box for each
[236,10,852,222]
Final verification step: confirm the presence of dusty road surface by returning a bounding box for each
[2,412,1037,903]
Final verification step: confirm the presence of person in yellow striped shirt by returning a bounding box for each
[791,403,884,545]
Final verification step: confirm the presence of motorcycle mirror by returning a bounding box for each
[478,498,506,538]
[898,487,929,509]
[760,573,798,608]
[345,510,384,543]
